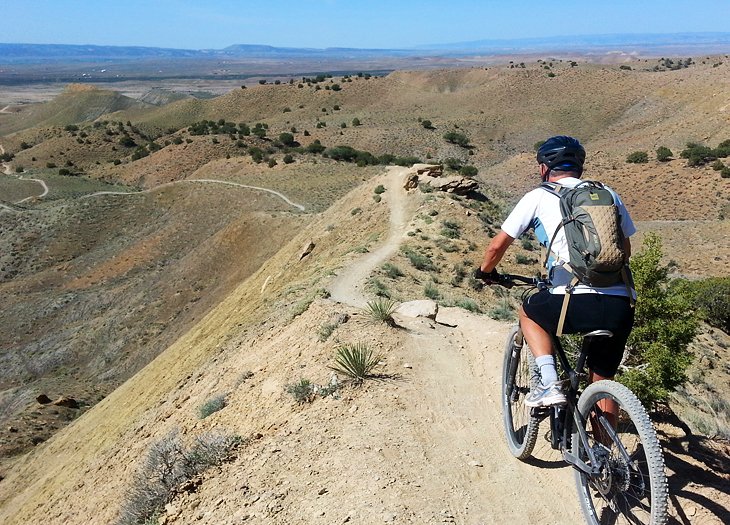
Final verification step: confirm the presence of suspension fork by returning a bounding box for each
[506,326,524,401]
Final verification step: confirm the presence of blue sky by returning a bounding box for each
[3,0,730,49]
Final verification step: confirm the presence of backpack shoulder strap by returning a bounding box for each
[539,181,565,198]
[538,182,575,271]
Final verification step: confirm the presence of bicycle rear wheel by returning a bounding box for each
[573,380,669,525]
[502,325,540,460]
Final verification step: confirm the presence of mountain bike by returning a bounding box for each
[496,274,669,525]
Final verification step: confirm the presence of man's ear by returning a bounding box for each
[539,163,550,182]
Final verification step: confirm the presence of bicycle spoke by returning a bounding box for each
[574,381,668,525]
[502,327,540,460]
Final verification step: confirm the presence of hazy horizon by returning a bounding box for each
[4,0,730,50]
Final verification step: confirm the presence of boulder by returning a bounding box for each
[415,164,443,177]
[425,175,478,195]
[52,396,79,409]
[435,306,465,327]
[404,173,419,190]
[395,300,438,319]
[36,394,52,404]
[299,240,315,260]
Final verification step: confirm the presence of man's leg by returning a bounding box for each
[519,305,565,406]
[588,370,619,446]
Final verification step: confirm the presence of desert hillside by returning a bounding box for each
[0,166,727,524]
[0,57,729,524]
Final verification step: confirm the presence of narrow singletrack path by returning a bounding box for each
[327,166,413,307]
[81,178,306,211]
[0,143,50,204]
[325,164,582,521]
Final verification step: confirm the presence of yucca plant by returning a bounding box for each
[365,297,398,325]
[330,343,383,383]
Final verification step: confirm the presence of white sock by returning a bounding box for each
[535,355,558,386]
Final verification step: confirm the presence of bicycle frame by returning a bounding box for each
[545,332,616,477]
[497,273,628,476]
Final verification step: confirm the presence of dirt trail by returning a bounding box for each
[81,178,306,211]
[320,165,583,521]
[0,143,49,203]
[328,166,413,307]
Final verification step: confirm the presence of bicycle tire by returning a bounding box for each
[572,380,669,525]
[502,325,540,460]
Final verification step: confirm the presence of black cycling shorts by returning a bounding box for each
[522,290,634,378]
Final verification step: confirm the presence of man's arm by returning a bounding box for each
[480,230,515,272]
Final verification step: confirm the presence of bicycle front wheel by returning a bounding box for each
[501,325,540,460]
[573,380,669,525]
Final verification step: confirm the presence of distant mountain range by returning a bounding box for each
[2,32,730,64]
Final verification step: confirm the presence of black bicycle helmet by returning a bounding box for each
[536,135,586,177]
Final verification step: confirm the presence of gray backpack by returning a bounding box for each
[541,180,629,288]
[540,181,634,335]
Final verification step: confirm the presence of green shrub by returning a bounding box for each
[460,165,478,177]
[352,118,361,126]
[317,323,338,342]
[401,247,436,271]
[443,131,470,147]
[421,119,433,129]
[118,136,136,147]
[278,132,295,146]
[418,182,434,193]
[382,263,404,279]
[330,343,383,383]
[626,151,649,163]
[490,298,515,321]
[673,277,730,333]
[118,431,242,525]
[681,142,716,166]
[286,379,316,404]
[656,146,673,162]
[283,154,295,164]
[520,237,535,251]
[441,220,461,239]
[452,297,481,313]
[617,234,698,408]
[722,167,730,178]
[515,254,538,265]
[711,159,725,171]
[46,162,56,169]
[435,238,459,253]
[198,394,227,419]
[368,277,390,297]
[424,281,441,300]
[374,184,386,194]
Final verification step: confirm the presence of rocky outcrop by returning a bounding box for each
[405,165,478,195]
[421,175,478,195]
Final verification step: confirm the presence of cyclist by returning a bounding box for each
[475,135,636,408]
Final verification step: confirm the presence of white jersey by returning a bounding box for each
[501,177,636,297]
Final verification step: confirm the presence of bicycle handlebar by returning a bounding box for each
[496,273,540,287]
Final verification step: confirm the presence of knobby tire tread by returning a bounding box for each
[574,380,669,525]
[502,326,540,460]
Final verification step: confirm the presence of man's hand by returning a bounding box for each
[474,267,501,285]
